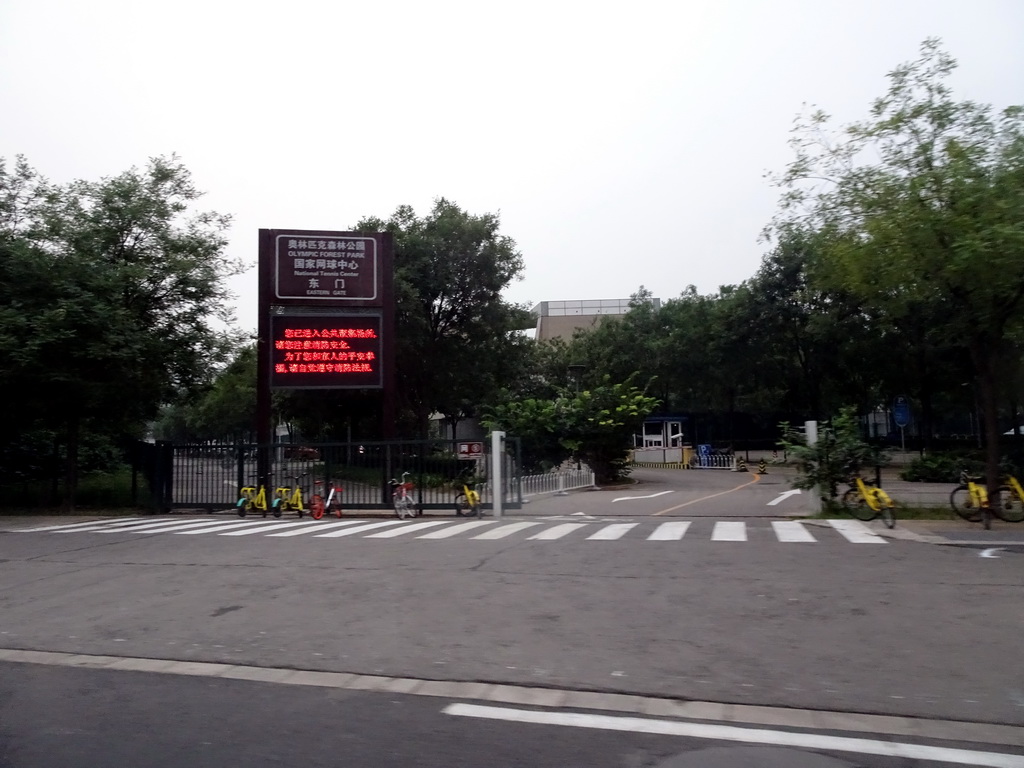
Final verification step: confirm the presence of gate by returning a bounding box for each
[138,438,522,514]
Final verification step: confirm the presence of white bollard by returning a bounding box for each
[491,431,505,519]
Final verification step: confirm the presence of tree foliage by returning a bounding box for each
[778,407,889,502]
[485,376,659,483]
[352,199,533,435]
[769,38,1024,493]
[0,155,243,508]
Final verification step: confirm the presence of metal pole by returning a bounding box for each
[491,430,505,519]
[804,420,821,515]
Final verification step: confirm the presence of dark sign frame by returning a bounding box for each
[256,229,396,460]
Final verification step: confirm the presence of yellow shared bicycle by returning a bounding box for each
[841,474,896,529]
[950,471,1024,527]
[236,484,268,518]
[272,473,309,518]
[454,477,482,517]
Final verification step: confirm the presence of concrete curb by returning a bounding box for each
[0,647,1020,746]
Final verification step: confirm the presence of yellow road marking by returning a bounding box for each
[653,473,761,516]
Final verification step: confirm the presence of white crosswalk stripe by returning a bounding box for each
[16,518,152,533]
[176,521,278,535]
[100,519,230,534]
[365,521,452,538]
[418,521,496,539]
[471,522,541,540]
[647,521,691,540]
[827,519,887,543]
[264,520,365,537]
[527,523,589,540]
[9,517,896,544]
[314,520,408,538]
[586,523,637,540]
[711,521,747,541]
[771,520,816,542]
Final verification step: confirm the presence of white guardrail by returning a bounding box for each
[518,467,596,498]
[483,466,596,501]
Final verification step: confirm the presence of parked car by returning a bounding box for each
[283,445,320,460]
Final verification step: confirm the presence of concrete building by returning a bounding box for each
[531,297,661,341]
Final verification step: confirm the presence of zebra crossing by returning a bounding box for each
[10,516,893,544]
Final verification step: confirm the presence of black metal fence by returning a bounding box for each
[136,438,521,514]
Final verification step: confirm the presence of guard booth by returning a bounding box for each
[632,416,690,464]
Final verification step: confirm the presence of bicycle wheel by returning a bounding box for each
[309,494,325,520]
[874,491,896,529]
[949,486,982,522]
[394,495,414,519]
[236,498,248,518]
[454,492,468,516]
[842,488,876,521]
[993,486,1024,523]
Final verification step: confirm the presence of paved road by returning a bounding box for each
[3,661,1020,768]
[2,470,1022,766]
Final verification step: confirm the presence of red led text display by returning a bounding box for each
[270,315,383,389]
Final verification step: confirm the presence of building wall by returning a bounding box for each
[532,297,661,341]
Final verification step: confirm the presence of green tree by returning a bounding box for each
[779,406,888,503]
[352,199,532,436]
[485,376,659,483]
[771,39,1024,495]
[0,155,243,508]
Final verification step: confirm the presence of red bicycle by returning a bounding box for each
[309,481,343,520]
[389,472,417,519]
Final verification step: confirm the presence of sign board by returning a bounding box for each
[893,396,911,428]
[270,313,383,389]
[457,441,485,460]
[275,234,378,301]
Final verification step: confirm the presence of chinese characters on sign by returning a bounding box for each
[275,235,378,301]
[270,315,383,389]
[458,442,485,459]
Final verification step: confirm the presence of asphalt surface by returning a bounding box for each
[2,662,1020,768]
[2,467,1022,766]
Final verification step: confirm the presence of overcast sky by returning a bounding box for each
[2,0,1022,332]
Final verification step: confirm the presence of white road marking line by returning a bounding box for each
[527,523,588,540]
[313,520,408,538]
[646,521,691,541]
[767,489,802,506]
[471,522,541,540]
[418,521,496,539]
[264,521,365,537]
[59,518,187,533]
[827,519,887,543]
[365,521,452,538]
[220,521,315,536]
[17,518,149,533]
[611,491,673,503]
[174,521,277,535]
[442,704,1024,768]
[100,519,233,534]
[711,521,746,541]
[771,520,816,542]
[586,523,637,540]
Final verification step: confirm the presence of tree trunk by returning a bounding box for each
[970,341,1002,500]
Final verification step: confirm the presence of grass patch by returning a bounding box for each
[807,502,962,521]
